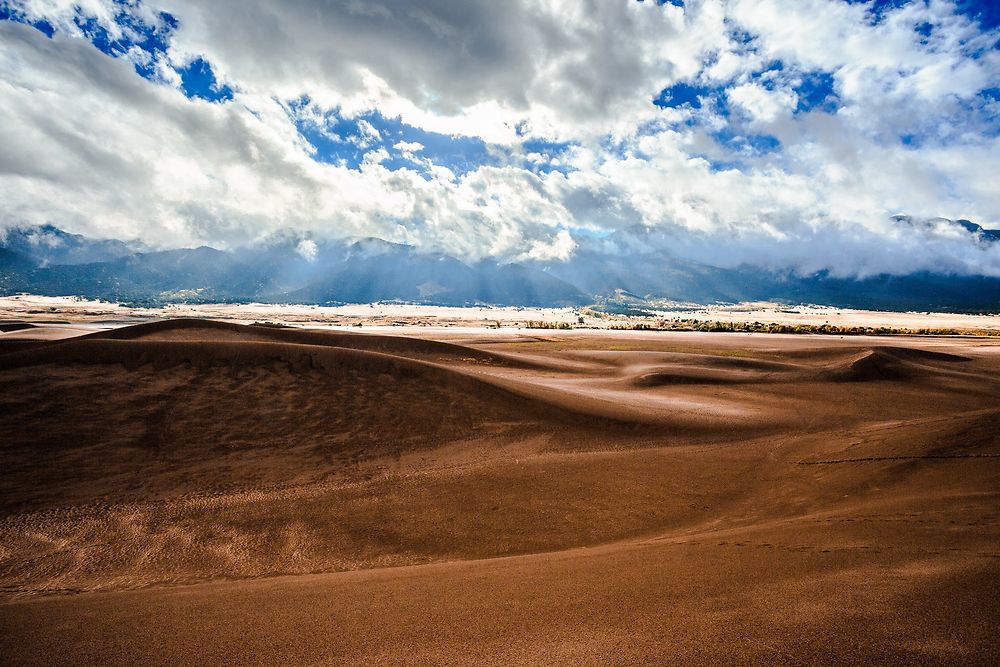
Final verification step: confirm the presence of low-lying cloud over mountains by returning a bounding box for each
[3,220,1000,311]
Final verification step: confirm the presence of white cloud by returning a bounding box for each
[727,83,798,123]
[393,141,424,153]
[295,238,318,261]
[393,140,426,164]
[352,119,381,148]
[522,228,576,262]
[1,1,999,278]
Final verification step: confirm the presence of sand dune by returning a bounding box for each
[1,319,998,665]
[78,317,538,366]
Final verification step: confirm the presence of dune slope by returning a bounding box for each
[1,320,998,665]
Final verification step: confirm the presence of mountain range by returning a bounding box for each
[2,220,1000,312]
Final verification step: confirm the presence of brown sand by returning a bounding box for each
[1,319,998,665]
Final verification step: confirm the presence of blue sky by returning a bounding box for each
[1,0,999,275]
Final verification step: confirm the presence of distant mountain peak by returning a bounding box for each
[1,223,139,266]
[893,215,1000,243]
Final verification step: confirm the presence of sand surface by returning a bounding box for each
[1,318,998,664]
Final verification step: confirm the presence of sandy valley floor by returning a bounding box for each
[1,319,998,664]
[4,293,1000,332]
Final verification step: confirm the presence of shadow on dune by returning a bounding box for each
[820,346,970,382]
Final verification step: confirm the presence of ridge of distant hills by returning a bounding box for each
[2,220,1000,312]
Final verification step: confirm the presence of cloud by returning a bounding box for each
[0,1,999,278]
[352,119,381,148]
[152,0,702,142]
[295,238,318,261]
[393,141,424,154]
[727,82,798,123]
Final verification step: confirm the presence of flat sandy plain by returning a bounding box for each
[1,311,999,665]
[4,293,1000,332]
